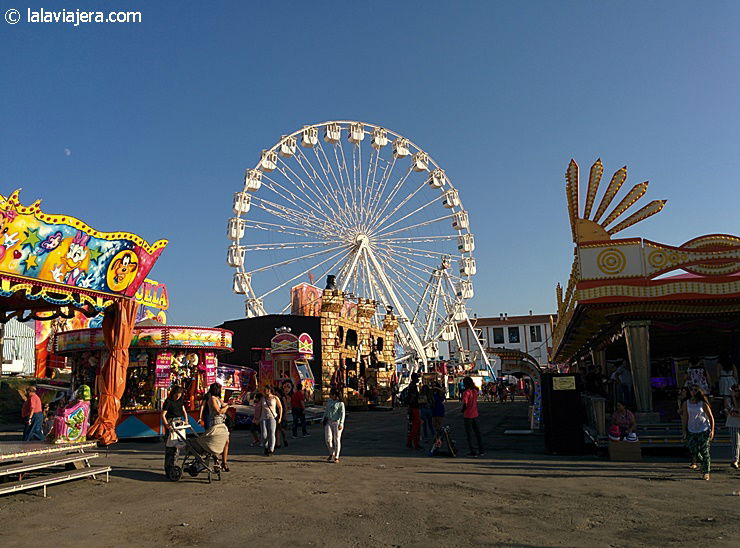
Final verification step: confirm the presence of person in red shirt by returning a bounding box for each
[22,386,45,441]
[291,383,309,438]
[461,376,484,457]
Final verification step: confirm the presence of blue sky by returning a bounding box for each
[2,1,739,326]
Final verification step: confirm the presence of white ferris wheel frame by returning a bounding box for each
[227,120,491,372]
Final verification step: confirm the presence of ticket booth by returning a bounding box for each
[261,328,316,397]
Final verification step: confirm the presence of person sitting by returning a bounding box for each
[610,401,637,440]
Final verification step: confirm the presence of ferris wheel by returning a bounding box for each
[227,120,489,370]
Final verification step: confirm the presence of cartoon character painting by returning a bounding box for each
[38,230,63,255]
[0,190,166,298]
[0,209,26,271]
[106,249,139,291]
[38,230,91,286]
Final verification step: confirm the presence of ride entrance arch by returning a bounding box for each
[489,348,543,429]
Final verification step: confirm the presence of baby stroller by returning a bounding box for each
[164,419,222,483]
[429,425,457,457]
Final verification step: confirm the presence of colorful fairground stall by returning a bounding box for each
[0,189,165,496]
[255,327,316,395]
[54,324,233,439]
[551,159,740,428]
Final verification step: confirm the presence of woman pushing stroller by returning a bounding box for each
[199,383,232,471]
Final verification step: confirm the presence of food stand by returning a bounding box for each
[217,362,257,403]
[54,325,233,438]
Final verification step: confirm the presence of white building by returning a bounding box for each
[452,313,555,370]
[1,318,36,375]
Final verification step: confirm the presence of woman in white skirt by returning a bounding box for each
[323,388,345,463]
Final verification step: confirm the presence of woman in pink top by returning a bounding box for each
[462,376,484,457]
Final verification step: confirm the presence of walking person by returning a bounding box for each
[161,386,188,428]
[610,361,634,406]
[461,376,484,457]
[718,354,738,407]
[390,371,399,409]
[291,382,309,438]
[419,384,434,440]
[725,384,740,469]
[676,387,696,468]
[405,373,421,449]
[162,386,188,473]
[274,386,289,449]
[249,392,263,446]
[259,385,282,456]
[199,383,232,471]
[685,357,711,397]
[681,385,715,480]
[21,386,44,441]
[323,388,345,463]
[431,380,446,434]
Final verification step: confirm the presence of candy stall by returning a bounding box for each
[54,325,233,439]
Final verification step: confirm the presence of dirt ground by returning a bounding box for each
[1,401,738,547]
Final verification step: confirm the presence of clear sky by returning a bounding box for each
[2,1,739,326]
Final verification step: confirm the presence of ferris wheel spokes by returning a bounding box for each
[365,166,415,230]
[261,169,339,228]
[373,193,444,236]
[363,244,428,366]
[229,121,481,369]
[291,148,350,222]
[374,213,456,240]
[255,247,352,302]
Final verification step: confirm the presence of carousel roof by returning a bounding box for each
[550,160,740,363]
[54,325,234,354]
[0,190,167,322]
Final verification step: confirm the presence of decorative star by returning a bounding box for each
[88,247,102,263]
[20,254,38,274]
[22,228,41,250]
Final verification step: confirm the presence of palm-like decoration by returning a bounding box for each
[565,159,666,243]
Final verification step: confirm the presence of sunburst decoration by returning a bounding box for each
[564,159,666,243]
[582,159,603,220]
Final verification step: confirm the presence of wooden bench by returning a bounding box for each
[0,465,111,497]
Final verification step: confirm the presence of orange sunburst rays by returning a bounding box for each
[564,159,666,243]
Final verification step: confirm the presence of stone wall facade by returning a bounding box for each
[319,291,396,402]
